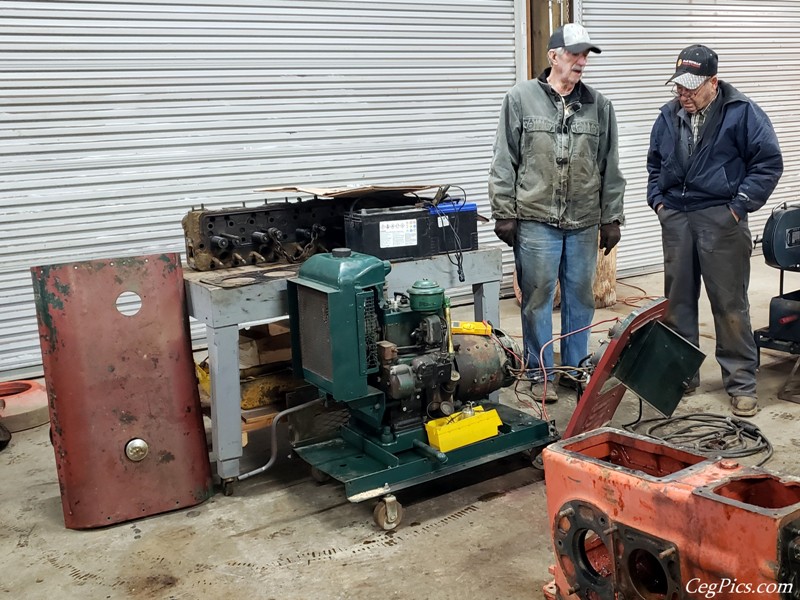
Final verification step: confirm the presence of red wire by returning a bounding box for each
[536,317,620,421]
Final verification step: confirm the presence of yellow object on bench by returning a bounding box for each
[425,406,502,452]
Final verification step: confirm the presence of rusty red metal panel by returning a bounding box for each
[31,253,213,529]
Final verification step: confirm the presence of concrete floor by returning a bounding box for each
[3,257,800,600]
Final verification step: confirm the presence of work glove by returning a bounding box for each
[599,222,621,256]
[494,218,518,247]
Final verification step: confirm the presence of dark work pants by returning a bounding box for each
[659,205,757,396]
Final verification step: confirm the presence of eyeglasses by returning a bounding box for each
[671,78,710,99]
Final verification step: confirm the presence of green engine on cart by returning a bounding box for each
[287,248,556,529]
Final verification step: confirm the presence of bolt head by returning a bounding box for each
[125,438,149,462]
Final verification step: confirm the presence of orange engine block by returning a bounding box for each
[542,428,800,599]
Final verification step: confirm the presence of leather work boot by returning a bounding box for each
[531,382,558,404]
[730,396,758,417]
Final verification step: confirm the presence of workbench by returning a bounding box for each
[183,247,504,484]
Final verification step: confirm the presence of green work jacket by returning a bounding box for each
[489,70,626,229]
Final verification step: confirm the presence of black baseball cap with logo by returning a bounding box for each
[666,44,718,89]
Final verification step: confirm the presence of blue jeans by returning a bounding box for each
[514,221,598,380]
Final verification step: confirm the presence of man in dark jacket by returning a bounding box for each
[647,45,783,417]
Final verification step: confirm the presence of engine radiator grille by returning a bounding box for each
[297,286,333,382]
[363,293,379,372]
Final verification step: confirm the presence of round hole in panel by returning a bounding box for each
[116,291,142,316]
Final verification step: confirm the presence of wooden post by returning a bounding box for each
[530,0,551,79]
[593,244,618,308]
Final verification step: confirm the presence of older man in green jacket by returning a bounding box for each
[489,23,626,402]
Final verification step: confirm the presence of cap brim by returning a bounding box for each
[666,72,708,89]
[564,43,602,54]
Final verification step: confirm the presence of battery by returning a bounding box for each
[344,206,432,260]
[428,201,479,254]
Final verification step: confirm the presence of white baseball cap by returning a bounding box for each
[548,23,602,54]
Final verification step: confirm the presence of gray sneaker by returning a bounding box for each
[730,395,758,417]
[531,382,558,404]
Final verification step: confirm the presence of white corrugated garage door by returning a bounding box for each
[576,0,800,274]
[0,0,524,379]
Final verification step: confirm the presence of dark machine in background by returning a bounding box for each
[756,204,800,402]
[286,249,556,529]
[182,185,478,271]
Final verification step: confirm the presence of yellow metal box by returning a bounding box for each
[425,406,502,452]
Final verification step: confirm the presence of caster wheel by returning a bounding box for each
[221,479,236,496]
[531,453,545,472]
[310,466,332,483]
[373,497,403,530]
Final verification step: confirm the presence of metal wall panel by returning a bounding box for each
[0,0,520,378]
[576,0,800,274]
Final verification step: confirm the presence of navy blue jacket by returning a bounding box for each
[646,81,783,219]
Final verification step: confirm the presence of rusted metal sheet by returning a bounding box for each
[31,253,212,529]
[563,299,671,438]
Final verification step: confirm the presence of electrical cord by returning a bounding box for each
[497,317,618,420]
[625,412,773,466]
[615,279,661,307]
[424,188,468,283]
[533,318,619,420]
[622,396,644,429]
